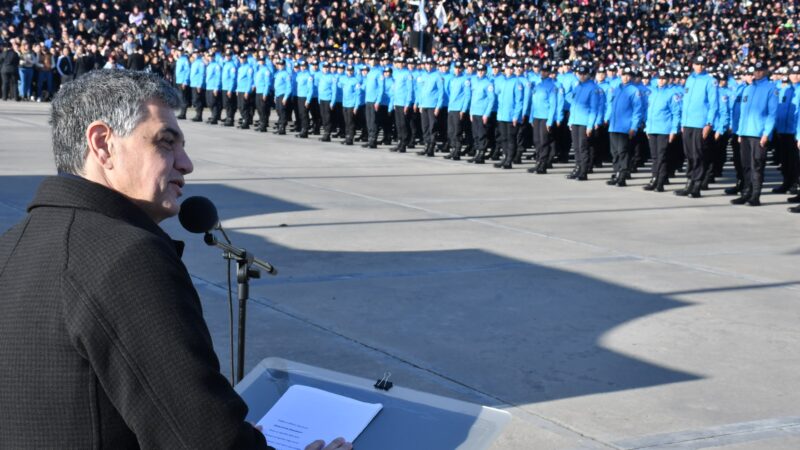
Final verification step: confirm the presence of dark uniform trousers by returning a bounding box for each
[395,106,412,150]
[740,136,769,195]
[729,134,743,183]
[447,111,465,156]
[376,104,392,144]
[570,125,590,176]
[631,129,649,168]
[498,121,518,167]
[205,89,222,122]
[471,115,488,158]
[365,102,378,144]
[177,83,191,117]
[332,103,344,136]
[319,100,332,138]
[555,111,571,162]
[435,106,449,147]
[648,133,670,185]
[683,126,714,183]
[776,133,799,188]
[487,112,498,157]
[411,109,422,145]
[191,87,205,119]
[275,95,289,132]
[237,92,253,127]
[296,96,309,134]
[255,93,271,131]
[223,91,237,124]
[610,132,633,177]
[309,98,321,133]
[342,106,356,143]
[712,131,732,177]
[533,118,555,169]
[420,108,437,148]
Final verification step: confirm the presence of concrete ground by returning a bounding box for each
[1,101,799,449]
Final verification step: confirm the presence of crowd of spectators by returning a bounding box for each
[0,0,798,102]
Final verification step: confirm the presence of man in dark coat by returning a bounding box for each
[0,70,351,450]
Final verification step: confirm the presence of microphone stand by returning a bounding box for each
[204,230,277,384]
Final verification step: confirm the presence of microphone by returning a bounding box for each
[179,196,277,276]
[179,196,219,233]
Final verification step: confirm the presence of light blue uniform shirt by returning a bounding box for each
[608,82,644,134]
[189,58,205,88]
[495,75,524,122]
[681,72,718,128]
[645,85,681,135]
[737,77,778,138]
[530,77,559,125]
[447,74,471,113]
[175,55,190,84]
[469,75,494,118]
[567,79,601,128]
[205,61,222,91]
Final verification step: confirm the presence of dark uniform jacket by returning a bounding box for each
[0,176,269,449]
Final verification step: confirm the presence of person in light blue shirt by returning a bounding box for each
[678,55,718,197]
[724,71,750,196]
[174,49,191,119]
[189,51,206,122]
[467,63,495,164]
[415,59,445,156]
[592,67,612,170]
[204,52,222,124]
[706,72,733,188]
[254,58,272,132]
[528,64,560,174]
[221,52,238,126]
[494,63,525,169]
[444,61,471,160]
[334,65,360,145]
[235,54,255,129]
[732,62,778,206]
[377,66,394,146]
[391,58,414,152]
[606,66,643,187]
[362,56,384,148]
[316,62,335,141]
[555,61,579,163]
[273,59,292,134]
[566,64,601,180]
[774,66,800,195]
[294,60,313,137]
[644,69,682,192]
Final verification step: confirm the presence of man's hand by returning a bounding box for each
[214,90,218,95]
[546,125,551,133]
[513,119,517,127]
[459,112,464,119]
[760,135,768,148]
[669,133,675,143]
[305,437,352,450]
[714,132,720,140]
[282,99,287,106]
[227,92,231,98]
[702,125,711,139]
[434,108,439,116]
[404,106,409,114]
[483,115,488,125]
[244,93,248,99]
[305,102,310,108]
[628,129,635,139]
[681,126,685,134]
[586,128,592,137]
[374,103,379,111]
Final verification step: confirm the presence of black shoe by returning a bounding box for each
[319,136,331,142]
[731,189,751,205]
[787,195,800,203]
[240,125,250,130]
[789,205,800,213]
[772,185,791,194]
[224,121,234,127]
[177,114,187,120]
[443,154,453,160]
[643,179,656,191]
[725,184,743,196]
[361,143,370,148]
[416,150,427,156]
[674,181,693,196]
[526,167,537,173]
[209,120,218,125]
[191,117,202,122]
[566,172,577,179]
[616,178,627,187]
[493,162,504,168]
[344,140,353,146]
[576,175,588,181]
[296,133,308,138]
[606,174,618,186]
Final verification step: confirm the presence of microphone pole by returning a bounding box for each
[204,231,277,384]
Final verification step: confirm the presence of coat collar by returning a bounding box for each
[28,175,185,258]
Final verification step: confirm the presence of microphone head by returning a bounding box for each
[179,196,219,233]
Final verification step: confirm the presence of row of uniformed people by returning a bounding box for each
[175,49,800,210]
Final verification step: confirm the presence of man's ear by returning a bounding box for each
[85,120,114,169]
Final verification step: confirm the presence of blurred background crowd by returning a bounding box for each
[0,0,796,102]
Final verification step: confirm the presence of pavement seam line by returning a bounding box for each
[621,420,800,449]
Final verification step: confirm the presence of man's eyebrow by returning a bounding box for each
[157,127,185,143]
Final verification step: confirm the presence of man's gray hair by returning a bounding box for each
[50,70,183,175]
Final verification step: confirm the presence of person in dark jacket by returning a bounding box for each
[1,41,21,101]
[0,69,351,450]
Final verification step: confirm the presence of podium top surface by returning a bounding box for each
[235,358,512,450]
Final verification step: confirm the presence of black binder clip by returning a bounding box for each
[374,372,393,391]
